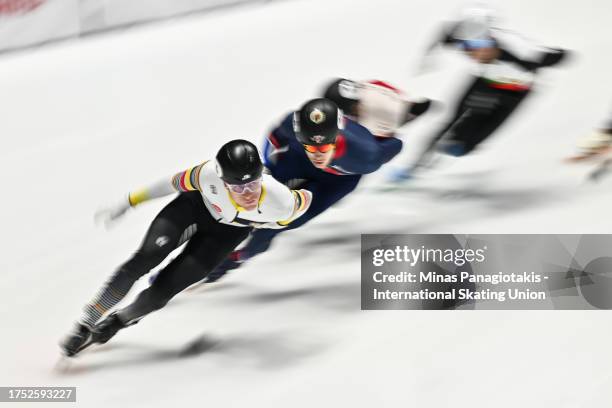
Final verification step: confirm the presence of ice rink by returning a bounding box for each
[1,0,612,406]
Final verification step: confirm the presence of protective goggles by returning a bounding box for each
[303,143,336,153]
[461,38,495,50]
[225,178,262,194]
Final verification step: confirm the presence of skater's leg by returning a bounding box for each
[78,192,201,328]
[442,90,528,155]
[62,192,205,356]
[397,78,483,176]
[116,222,252,324]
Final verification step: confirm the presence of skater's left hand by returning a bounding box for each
[94,196,131,228]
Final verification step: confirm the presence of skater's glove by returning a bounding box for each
[410,99,433,117]
[94,195,131,227]
[401,99,436,125]
[539,48,569,68]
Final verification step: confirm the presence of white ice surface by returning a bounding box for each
[1,0,611,407]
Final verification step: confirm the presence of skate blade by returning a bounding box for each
[53,351,96,374]
[60,334,97,360]
[53,356,73,374]
[53,349,99,375]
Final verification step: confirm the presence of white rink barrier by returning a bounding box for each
[0,0,278,53]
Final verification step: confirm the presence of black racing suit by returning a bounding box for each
[415,24,567,163]
[81,191,251,327]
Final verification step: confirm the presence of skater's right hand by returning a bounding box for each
[94,196,131,227]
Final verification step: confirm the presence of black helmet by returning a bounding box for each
[322,78,361,116]
[293,98,343,145]
[215,139,263,185]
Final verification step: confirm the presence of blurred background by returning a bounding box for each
[1,0,611,407]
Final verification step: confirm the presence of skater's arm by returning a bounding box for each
[494,30,568,71]
[262,113,293,167]
[95,163,207,226]
[375,137,404,166]
[336,123,403,174]
[358,81,432,131]
[128,162,206,207]
[277,189,312,226]
[248,187,312,230]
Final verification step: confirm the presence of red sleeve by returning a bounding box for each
[366,80,403,95]
[333,134,347,159]
[267,132,281,148]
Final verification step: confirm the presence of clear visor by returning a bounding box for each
[461,38,495,50]
[225,178,262,194]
